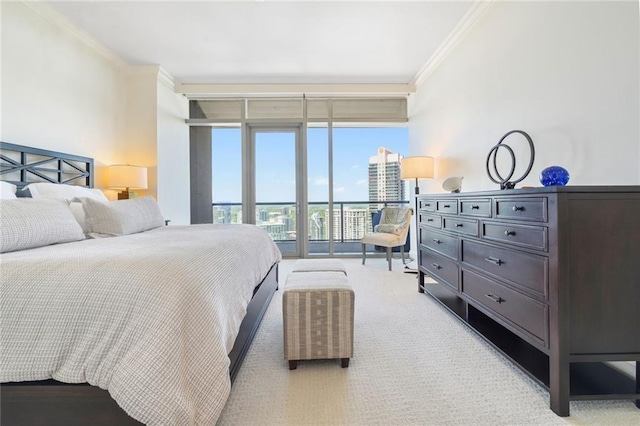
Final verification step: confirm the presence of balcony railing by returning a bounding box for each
[212,200,409,254]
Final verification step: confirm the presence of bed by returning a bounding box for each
[0,142,281,425]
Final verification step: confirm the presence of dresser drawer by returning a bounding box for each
[461,269,547,347]
[482,222,548,251]
[420,213,442,229]
[436,200,458,215]
[420,199,436,212]
[460,198,491,218]
[443,217,478,237]
[461,239,548,299]
[495,197,547,222]
[421,228,458,260]
[421,249,458,291]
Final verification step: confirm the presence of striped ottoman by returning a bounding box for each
[283,270,354,369]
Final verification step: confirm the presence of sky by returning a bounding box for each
[212,127,408,203]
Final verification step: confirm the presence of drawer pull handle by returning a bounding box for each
[485,257,503,266]
[471,205,480,210]
[455,223,464,227]
[431,263,442,270]
[443,204,451,208]
[427,218,434,222]
[512,205,524,211]
[504,230,516,236]
[432,239,441,244]
[485,294,504,304]
[425,203,431,207]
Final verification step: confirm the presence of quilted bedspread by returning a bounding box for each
[0,224,281,425]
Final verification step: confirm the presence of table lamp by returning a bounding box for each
[109,165,148,200]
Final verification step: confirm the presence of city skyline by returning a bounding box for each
[211,127,409,203]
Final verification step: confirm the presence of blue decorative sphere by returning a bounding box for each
[540,166,570,186]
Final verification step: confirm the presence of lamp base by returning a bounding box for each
[117,190,138,200]
[404,265,419,274]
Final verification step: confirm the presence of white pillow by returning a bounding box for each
[25,183,107,233]
[69,202,92,235]
[80,196,165,237]
[25,182,108,202]
[1,181,18,200]
[0,199,86,253]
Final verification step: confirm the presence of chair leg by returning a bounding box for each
[401,246,407,265]
[362,243,366,265]
[387,247,392,271]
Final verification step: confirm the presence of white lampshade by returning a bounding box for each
[108,165,148,190]
[401,156,435,180]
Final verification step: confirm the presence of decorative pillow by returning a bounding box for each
[80,196,165,237]
[380,207,411,226]
[374,207,411,235]
[374,223,403,235]
[0,199,86,253]
[1,181,18,200]
[25,182,108,202]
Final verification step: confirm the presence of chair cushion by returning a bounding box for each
[361,231,403,246]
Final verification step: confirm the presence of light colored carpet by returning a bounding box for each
[218,258,639,426]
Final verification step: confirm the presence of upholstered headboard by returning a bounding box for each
[0,142,94,192]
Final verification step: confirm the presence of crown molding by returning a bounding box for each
[176,83,415,98]
[157,67,176,90]
[410,0,494,88]
[20,0,128,70]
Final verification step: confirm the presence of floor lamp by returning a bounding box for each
[400,156,435,274]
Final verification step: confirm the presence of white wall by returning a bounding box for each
[1,2,191,221]
[1,2,127,190]
[409,0,639,194]
[124,66,159,200]
[408,0,638,376]
[0,2,3,139]
[157,73,190,225]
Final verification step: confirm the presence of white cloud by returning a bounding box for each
[351,165,359,170]
[334,186,345,194]
[313,176,329,186]
[356,178,367,186]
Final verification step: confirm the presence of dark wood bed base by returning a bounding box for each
[229,263,279,382]
[0,142,280,425]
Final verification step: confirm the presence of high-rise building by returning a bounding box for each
[368,147,405,211]
[326,207,371,241]
[308,212,324,241]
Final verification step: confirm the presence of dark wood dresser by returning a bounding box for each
[417,186,639,416]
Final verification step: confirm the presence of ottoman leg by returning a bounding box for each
[289,360,298,370]
[341,358,350,368]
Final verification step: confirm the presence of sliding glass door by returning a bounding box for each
[249,126,304,257]
[211,124,408,258]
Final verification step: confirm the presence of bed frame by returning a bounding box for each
[0,142,279,425]
[0,141,94,190]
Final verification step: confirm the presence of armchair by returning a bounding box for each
[361,206,413,271]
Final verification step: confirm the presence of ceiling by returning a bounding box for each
[48,1,475,85]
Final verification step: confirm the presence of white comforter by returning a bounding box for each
[0,224,281,425]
